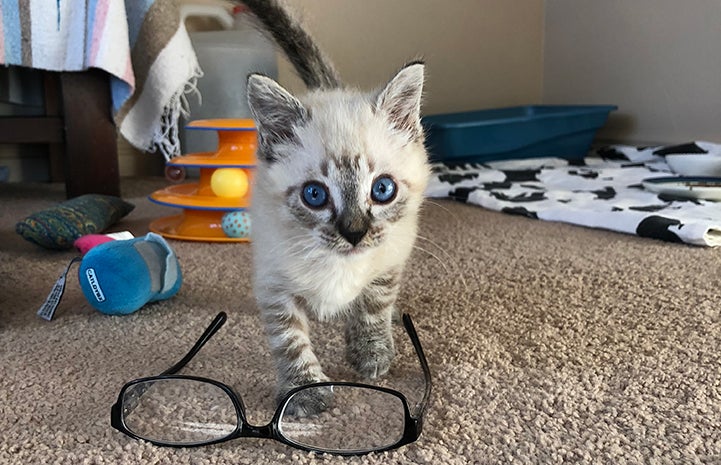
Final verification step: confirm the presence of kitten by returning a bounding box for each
[242,0,430,413]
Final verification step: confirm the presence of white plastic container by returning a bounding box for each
[181,4,278,154]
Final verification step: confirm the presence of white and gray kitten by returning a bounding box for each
[242,0,430,412]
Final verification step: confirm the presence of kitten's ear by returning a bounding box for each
[375,62,425,142]
[247,73,308,159]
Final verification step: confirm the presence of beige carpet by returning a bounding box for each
[1,177,720,464]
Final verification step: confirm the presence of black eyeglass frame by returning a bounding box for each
[110,312,432,456]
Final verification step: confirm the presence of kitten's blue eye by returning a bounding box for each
[302,182,329,208]
[371,176,397,203]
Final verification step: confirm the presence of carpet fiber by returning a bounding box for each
[1,178,720,464]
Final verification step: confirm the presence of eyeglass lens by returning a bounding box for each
[279,385,406,453]
[122,378,238,445]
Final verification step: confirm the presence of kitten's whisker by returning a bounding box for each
[302,243,323,261]
[411,243,469,292]
[288,241,319,259]
[287,233,325,260]
[414,234,469,290]
[422,198,462,223]
[387,230,469,292]
[415,233,455,263]
[266,233,312,256]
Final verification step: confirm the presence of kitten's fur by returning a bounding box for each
[242,0,430,412]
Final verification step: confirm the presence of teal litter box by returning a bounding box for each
[422,105,617,163]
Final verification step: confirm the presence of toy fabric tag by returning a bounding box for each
[105,231,135,240]
[37,257,82,321]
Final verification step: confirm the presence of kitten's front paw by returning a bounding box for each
[280,383,334,418]
[346,336,395,379]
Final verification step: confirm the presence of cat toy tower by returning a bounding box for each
[148,119,256,242]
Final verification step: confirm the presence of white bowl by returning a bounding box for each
[665,154,721,177]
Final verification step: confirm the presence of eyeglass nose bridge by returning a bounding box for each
[238,422,274,439]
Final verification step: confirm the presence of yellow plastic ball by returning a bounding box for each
[210,168,249,198]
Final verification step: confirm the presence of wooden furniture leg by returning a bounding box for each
[43,72,65,182]
[59,69,120,198]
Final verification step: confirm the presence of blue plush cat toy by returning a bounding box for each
[78,233,182,315]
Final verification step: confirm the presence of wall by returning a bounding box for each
[543,0,721,145]
[125,0,544,177]
[276,0,545,115]
[103,0,547,178]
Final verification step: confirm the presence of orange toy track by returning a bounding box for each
[149,119,257,242]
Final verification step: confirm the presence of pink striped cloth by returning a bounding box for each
[0,0,201,159]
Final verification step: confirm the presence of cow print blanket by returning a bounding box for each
[426,142,721,247]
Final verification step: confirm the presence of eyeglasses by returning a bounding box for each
[110,312,432,456]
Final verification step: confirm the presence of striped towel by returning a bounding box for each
[0,0,201,159]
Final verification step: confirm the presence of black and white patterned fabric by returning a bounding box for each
[426,142,721,247]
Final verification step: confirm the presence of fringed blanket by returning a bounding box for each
[426,142,721,247]
[0,0,201,159]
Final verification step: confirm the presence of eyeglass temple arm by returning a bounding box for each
[402,313,432,416]
[160,312,228,376]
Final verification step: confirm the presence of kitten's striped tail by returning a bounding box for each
[240,0,342,90]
